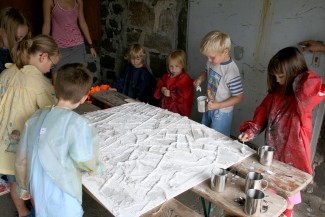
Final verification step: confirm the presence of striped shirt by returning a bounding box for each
[206,59,243,113]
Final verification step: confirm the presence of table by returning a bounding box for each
[230,154,313,197]
[78,90,313,217]
[191,173,287,217]
[81,102,255,217]
[90,90,135,107]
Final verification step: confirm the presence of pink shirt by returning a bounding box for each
[51,1,84,48]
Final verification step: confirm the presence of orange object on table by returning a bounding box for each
[87,84,111,103]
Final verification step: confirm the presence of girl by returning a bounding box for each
[238,47,325,217]
[154,49,194,118]
[42,0,97,85]
[111,44,156,105]
[0,34,59,217]
[0,7,31,73]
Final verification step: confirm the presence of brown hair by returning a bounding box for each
[166,49,187,73]
[0,7,31,50]
[11,34,59,69]
[200,30,231,55]
[267,47,308,96]
[55,63,92,104]
[126,44,146,61]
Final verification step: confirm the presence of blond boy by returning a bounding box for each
[194,30,244,136]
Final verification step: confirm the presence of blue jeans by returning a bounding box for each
[201,109,233,136]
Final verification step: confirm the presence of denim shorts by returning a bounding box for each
[201,109,233,136]
[0,174,16,183]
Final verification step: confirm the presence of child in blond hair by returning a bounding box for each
[194,30,243,136]
[112,44,156,104]
[0,34,58,217]
[154,49,194,118]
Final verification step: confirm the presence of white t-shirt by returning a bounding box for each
[205,59,243,113]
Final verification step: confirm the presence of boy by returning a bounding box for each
[15,63,102,217]
[111,44,157,105]
[194,30,244,136]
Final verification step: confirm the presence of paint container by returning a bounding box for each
[245,172,268,193]
[197,96,207,113]
[211,168,227,192]
[258,146,275,166]
[244,189,268,215]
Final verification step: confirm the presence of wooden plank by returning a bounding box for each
[141,198,202,217]
[90,90,134,107]
[310,101,325,162]
[191,173,287,217]
[230,154,313,196]
[73,102,101,115]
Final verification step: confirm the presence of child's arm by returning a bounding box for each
[42,0,53,35]
[77,0,97,58]
[207,93,243,110]
[239,94,271,141]
[193,71,207,87]
[15,124,31,200]
[154,74,168,99]
[69,120,103,175]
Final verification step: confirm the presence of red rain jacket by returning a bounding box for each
[240,71,325,174]
[154,72,194,118]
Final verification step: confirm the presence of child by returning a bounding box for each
[42,0,97,85]
[111,44,156,104]
[0,34,58,217]
[154,49,194,118]
[0,7,31,73]
[238,47,325,217]
[15,63,103,217]
[193,30,244,136]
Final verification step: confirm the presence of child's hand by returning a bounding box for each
[207,101,221,110]
[161,87,171,97]
[238,132,249,142]
[109,87,117,91]
[193,78,202,88]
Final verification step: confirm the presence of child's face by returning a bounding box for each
[275,73,286,85]
[36,53,59,73]
[16,25,28,42]
[168,59,183,78]
[205,50,228,66]
[130,56,143,68]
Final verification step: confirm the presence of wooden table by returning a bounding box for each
[73,101,101,114]
[230,154,313,197]
[90,90,135,108]
[78,90,313,216]
[191,173,287,217]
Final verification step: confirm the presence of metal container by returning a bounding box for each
[211,168,227,192]
[258,146,275,166]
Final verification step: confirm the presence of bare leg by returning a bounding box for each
[10,182,30,217]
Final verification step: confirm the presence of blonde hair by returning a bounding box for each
[126,44,146,61]
[0,7,31,50]
[166,49,187,73]
[12,34,59,69]
[200,30,231,54]
[56,63,92,104]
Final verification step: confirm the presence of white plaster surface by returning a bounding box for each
[82,102,255,217]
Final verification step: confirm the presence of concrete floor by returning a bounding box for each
[1,126,325,217]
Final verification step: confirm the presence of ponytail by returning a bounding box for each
[11,34,59,69]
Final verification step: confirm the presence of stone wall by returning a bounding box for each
[99,0,188,84]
